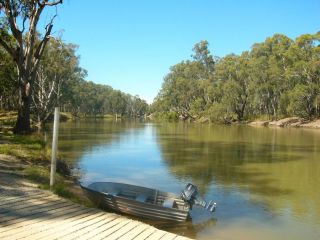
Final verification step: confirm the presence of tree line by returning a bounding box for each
[0,37,148,127]
[0,1,148,132]
[151,33,320,123]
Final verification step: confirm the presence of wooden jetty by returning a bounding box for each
[0,173,192,240]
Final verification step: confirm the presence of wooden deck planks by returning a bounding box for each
[0,192,47,206]
[0,200,73,225]
[75,217,127,240]
[160,232,180,240]
[88,218,133,240]
[51,214,118,240]
[133,228,158,240]
[0,194,64,213]
[25,212,107,240]
[0,186,193,240]
[0,204,78,233]
[63,218,118,240]
[117,223,150,240]
[146,229,167,240]
[0,205,93,239]
[103,220,142,240]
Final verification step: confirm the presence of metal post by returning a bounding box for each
[50,107,60,187]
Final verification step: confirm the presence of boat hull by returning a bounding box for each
[81,182,190,222]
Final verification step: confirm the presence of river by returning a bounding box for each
[56,119,320,240]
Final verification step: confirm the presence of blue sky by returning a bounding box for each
[45,0,319,103]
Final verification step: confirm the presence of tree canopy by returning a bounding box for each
[151,33,320,122]
[1,36,149,127]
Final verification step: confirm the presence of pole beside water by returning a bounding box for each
[50,107,60,187]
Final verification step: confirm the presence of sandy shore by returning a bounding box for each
[248,117,320,129]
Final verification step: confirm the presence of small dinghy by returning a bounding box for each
[81,182,216,222]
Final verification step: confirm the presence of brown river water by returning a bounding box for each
[53,120,320,240]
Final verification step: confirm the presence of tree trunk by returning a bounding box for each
[14,81,32,134]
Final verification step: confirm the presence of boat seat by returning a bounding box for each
[136,194,148,202]
[162,198,175,208]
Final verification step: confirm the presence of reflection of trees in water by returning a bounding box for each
[46,119,145,165]
[156,123,320,224]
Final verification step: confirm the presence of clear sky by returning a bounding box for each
[45,0,319,103]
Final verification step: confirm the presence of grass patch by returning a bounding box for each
[23,165,91,206]
[0,127,92,207]
[0,111,17,130]
[0,133,49,163]
[23,166,52,184]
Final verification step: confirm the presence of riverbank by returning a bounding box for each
[148,112,320,129]
[248,117,320,129]
[0,130,90,206]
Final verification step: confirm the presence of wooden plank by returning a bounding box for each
[23,211,107,240]
[160,232,180,240]
[89,218,132,240]
[132,227,157,240]
[0,194,61,213]
[0,203,75,232]
[0,203,77,232]
[106,221,142,240]
[76,217,126,240]
[0,194,67,214]
[0,192,47,206]
[174,236,191,240]
[59,215,118,240]
[16,210,103,240]
[41,212,113,240]
[0,205,90,238]
[117,223,150,240]
[0,200,73,226]
[146,229,167,240]
[0,197,69,217]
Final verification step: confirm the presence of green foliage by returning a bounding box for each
[0,45,18,110]
[1,36,149,126]
[287,84,318,119]
[152,32,320,122]
[152,41,217,119]
[206,102,236,124]
[151,111,179,122]
[24,166,51,184]
[0,133,48,161]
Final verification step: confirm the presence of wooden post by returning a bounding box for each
[50,107,60,187]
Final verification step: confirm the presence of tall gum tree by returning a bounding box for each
[0,0,62,133]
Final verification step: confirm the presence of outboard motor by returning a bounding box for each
[181,183,216,212]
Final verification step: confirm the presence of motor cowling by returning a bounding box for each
[181,183,216,212]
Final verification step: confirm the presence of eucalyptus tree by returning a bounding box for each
[154,41,216,119]
[32,38,82,128]
[0,0,62,133]
[249,34,293,119]
[215,52,251,121]
[126,95,148,117]
[286,33,320,118]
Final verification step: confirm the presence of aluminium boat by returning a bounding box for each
[81,182,216,222]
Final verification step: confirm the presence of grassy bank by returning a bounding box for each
[0,130,92,206]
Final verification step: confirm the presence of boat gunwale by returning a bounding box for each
[81,182,190,213]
